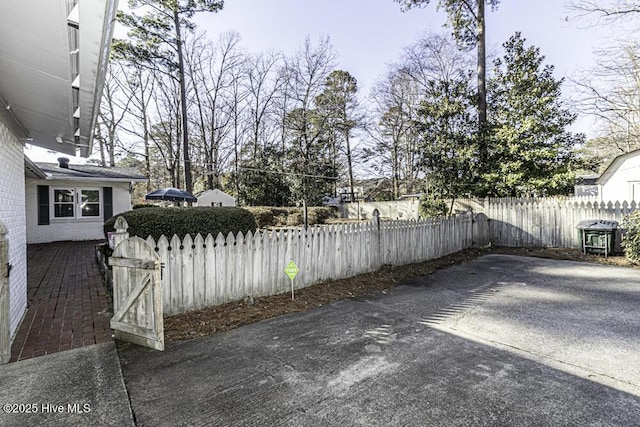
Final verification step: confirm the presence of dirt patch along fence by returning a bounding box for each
[127,213,475,316]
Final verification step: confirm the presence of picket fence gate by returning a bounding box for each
[109,217,164,350]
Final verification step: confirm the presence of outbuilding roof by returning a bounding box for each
[597,148,640,186]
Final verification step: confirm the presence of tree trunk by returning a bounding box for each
[174,10,193,194]
[345,132,356,203]
[477,0,487,164]
[392,141,400,199]
[142,112,151,192]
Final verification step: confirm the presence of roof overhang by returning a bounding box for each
[41,176,149,183]
[0,0,119,157]
[24,156,47,179]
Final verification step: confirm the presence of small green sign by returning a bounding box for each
[284,260,300,280]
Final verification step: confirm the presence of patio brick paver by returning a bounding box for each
[10,240,113,362]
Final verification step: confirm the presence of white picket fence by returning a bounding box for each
[470,198,638,248]
[136,213,474,316]
[112,197,639,317]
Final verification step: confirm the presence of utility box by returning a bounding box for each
[576,219,618,257]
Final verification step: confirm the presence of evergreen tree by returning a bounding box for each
[231,152,291,207]
[484,33,584,196]
[416,74,478,199]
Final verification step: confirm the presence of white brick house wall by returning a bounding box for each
[0,120,28,338]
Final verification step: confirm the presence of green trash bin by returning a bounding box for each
[576,220,618,257]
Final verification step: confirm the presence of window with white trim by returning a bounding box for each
[51,187,102,219]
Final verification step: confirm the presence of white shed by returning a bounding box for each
[598,149,640,202]
[197,189,236,207]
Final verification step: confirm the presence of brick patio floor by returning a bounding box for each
[10,240,113,362]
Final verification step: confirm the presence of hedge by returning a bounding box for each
[104,207,257,241]
[244,206,337,227]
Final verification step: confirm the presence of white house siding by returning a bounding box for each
[0,120,28,338]
[25,179,132,244]
[600,154,640,202]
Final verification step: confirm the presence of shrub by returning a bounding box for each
[622,211,640,264]
[418,195,448,219]
[286,212,303,226]
[244,206,337,228]
[104,207,257,241]
[244,207,275,228]
[307,207,335,225]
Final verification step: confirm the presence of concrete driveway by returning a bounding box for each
[119,255,640,426]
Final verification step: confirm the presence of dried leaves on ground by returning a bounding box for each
[164,247,636,341]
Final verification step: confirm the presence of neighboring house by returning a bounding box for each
[574,174,599,198]
[0,0,118,361]
[597,149,640,202]
[25,157,147,244]
[196,189,236,207]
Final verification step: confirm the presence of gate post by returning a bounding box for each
[373,209,381,268]
[0,222,10,364]
[113,216,130,248]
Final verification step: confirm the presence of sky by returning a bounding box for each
[25,0,626,163]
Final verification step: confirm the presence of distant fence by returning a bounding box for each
[339,199,421,220]
[132,213,474,316]
[462,198,638,249]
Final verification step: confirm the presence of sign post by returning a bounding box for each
[284,259,300,300]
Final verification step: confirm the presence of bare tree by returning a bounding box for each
[95,64,129,167]
[106,60,160,191]
[569,0,640,169]
[366,70,422,198]
[185,31,245,190]
[568,0,640,22]
[116,0,225,194]
[573,41,640,156]
[365,33,473,198]
[145,72,183,188]
[244,51,286,158]
[284,36,338,203]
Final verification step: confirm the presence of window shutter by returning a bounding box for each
[103,187,113,220]
[37,185,50,225]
